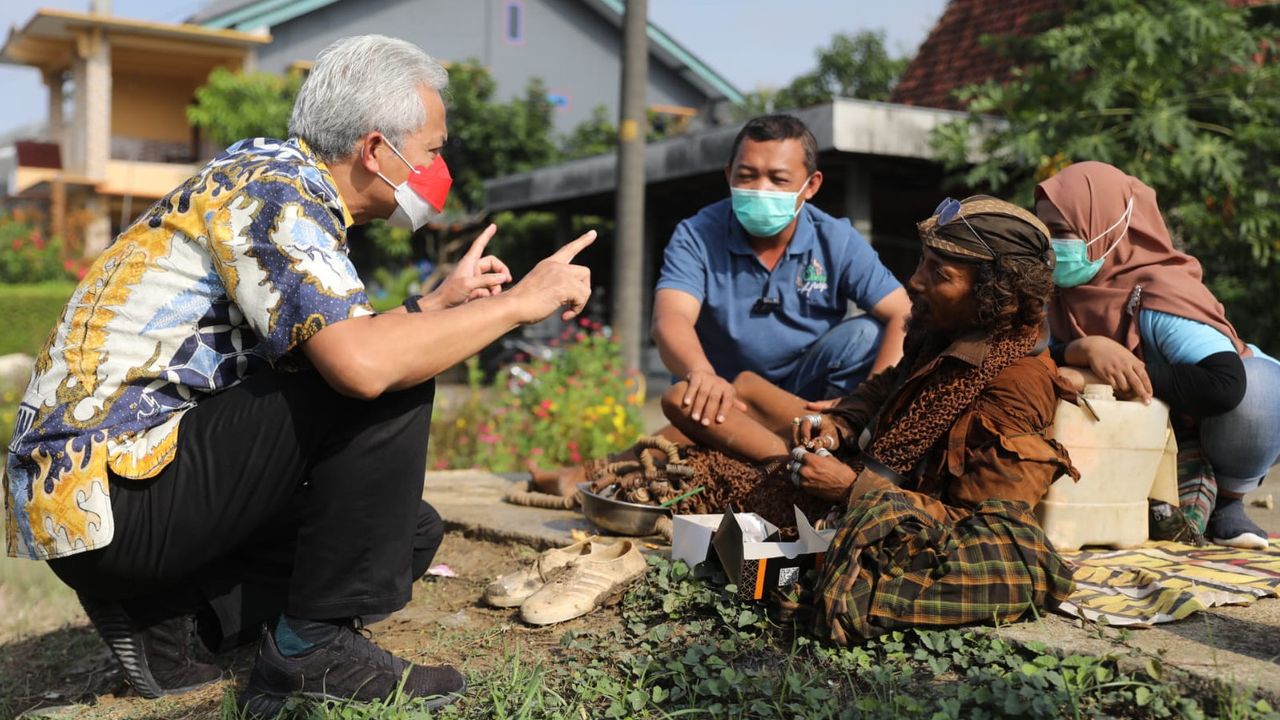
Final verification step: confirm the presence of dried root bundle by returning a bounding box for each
[587,437,834,533]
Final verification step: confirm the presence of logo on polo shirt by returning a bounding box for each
[796,258,828,299]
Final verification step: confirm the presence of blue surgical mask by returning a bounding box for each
[1051,196,1134,288]
[731,177,811,238]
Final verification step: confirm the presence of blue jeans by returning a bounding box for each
[781,315,885,400]
[1199,356,1280,494]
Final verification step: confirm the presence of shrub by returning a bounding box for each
[368,264,423,313]
[429,324,644,472]
[0,211,75,284]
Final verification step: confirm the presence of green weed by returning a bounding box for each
[368,555,1274,720]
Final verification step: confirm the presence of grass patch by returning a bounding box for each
[0,512,84,643]
[247,557,1278,720]
[0,282,74,357]
[3,545,1277,719]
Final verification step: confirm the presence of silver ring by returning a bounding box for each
[792,417,802,426]
[790,471,802,487]
[805,413,823,429]
[815,448,832,457]
[791,446,808,461]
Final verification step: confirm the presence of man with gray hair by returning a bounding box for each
[5,35,592,712]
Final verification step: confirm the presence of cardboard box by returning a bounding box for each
[670,514,726,578]
[711,507,835,601]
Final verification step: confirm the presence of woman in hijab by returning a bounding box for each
[1037,161,1280,549]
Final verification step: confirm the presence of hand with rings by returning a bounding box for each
[788,446,807,487]
[788,447,856,501]
[792,412,837,452]
[807,435,836,451]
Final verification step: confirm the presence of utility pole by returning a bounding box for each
[614,0,648,373]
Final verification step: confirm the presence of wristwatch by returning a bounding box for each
[403,294,423,313]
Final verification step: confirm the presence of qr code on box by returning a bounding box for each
[777,566,800,587]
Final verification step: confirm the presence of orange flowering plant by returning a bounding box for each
[429,322,645,472]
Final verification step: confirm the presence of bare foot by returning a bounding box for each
[530,466,587,497]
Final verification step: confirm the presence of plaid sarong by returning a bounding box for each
[1173,426,1216,534]
[810,489,1075,644]
[1149,424,1217,543]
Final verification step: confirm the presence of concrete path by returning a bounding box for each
[423,470,595,551]
[424,465,1280,702]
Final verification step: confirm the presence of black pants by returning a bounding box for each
[48,368,443,649]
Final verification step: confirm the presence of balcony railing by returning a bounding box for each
[110,136,198,164]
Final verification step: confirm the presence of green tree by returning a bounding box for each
[740,30,911,117]
[561,105,619,159]
[558,105,690,159]
[737,88,778,119]
[187,67,303,146]
[931,0,1280,349]
[445,62,559,210]
[189,62,559,212]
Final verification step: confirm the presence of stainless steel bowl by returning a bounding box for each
[577,482,670,536]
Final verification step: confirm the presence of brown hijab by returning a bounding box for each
[1036,161,1248,358]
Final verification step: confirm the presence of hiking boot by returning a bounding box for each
[77,593,223,699]
[238,621,465,717]
[483,536,598,608]
[520,540,648,625]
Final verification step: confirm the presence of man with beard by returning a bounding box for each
[658,195,1079,642]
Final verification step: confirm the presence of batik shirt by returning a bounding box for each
[5,137,373,560]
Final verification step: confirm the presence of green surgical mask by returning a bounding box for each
[731,177,811,237]
[1050,196,1133,288]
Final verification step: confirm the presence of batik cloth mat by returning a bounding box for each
[1055,540,1280,626]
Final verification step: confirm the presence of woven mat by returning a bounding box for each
[1056,540,1280,626]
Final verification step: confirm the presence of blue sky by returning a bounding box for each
[0,0,948,136]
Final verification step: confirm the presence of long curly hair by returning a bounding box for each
[971,254,1055,335]
[865,253,1054,477]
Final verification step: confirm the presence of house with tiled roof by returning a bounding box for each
[892,0,1275,110]
[891,0,1063,110]
[484,0,1278,373]
[0,0,745,255]
[0,9,268,253]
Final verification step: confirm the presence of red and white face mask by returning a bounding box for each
[375,137,452,231]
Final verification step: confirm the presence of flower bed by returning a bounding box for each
[429,324,645,472]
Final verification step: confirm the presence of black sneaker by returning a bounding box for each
[1207,499,1270,550]
[238,621,466,717]
[77,593,223,699]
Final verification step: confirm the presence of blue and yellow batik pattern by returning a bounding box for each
[4,137,373,560]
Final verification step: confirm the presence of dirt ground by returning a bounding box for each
[0,534,625,720]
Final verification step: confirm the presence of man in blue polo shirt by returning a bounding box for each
[652,114,910,427]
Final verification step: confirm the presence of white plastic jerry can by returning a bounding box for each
[1036,384,1174,551]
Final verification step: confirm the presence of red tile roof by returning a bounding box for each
[891,0,1274,111]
